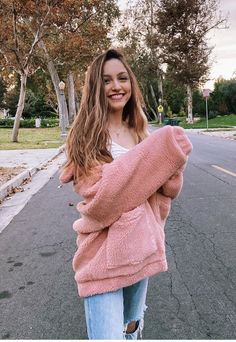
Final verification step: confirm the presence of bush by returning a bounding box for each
[208,110,218,119]
[179,107,186,117]
[166,106,173,118]
[0,118,15,128]
[0,118,59,128]
[20,118,37,128]
[40,111,58,118]
[5,87,57,119]
[40,118,59,127]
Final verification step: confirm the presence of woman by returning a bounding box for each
[60,49,192,339]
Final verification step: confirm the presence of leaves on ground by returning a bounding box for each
[0,167,26,187]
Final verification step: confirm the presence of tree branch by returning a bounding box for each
[24,2,52,69]
[12,4,19,52]
[68,11,97,33]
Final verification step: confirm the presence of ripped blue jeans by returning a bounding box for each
[84,278,148,340]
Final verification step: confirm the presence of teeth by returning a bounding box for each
[111,94,123,99]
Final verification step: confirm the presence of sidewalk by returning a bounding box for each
[0,147,66,233]
[0,147,65,202]
[0,148,63,169]
[186,127,236,140]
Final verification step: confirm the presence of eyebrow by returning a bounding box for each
[103,71,129,77]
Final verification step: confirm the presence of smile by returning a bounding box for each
[109,94,125,100]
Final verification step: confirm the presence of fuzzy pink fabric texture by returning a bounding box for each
[60,126,193,297]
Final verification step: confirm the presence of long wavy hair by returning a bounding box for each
[64,49,149,181]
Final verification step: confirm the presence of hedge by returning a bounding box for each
[0,118,59,128]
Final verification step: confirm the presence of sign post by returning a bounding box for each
[202,89,211,130]
[58,81,67,139]
[157,104,164,124]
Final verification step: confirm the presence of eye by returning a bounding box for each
[104,79,110,85]
[119,76,129,81]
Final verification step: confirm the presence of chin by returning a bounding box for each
[109,103,126,113]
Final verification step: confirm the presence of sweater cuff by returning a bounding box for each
[59,163,74,183]
[173,126,193,156]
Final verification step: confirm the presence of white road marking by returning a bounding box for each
[212,165,236,178]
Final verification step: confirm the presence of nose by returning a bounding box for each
[112,79,122,90]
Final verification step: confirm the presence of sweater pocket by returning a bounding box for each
[106,204,157,269]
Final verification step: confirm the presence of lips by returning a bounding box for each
[109,94,124,100]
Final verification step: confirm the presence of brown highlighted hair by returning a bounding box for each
[64,49,148,181]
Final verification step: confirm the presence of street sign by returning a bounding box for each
[203,89,211,98]
[157,105,164,124]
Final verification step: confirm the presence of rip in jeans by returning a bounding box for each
[123,304,147,340]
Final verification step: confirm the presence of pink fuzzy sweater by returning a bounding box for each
[60,126,192,297]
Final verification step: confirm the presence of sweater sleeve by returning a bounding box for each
[159,171,183,199]
[76,126,192,230]
[59,162,74,184]
[159,158,189,199]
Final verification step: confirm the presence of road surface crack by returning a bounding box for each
[191,162,234,186]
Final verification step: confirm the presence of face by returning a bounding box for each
[103,58,132,115]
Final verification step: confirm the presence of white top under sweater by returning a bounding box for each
[111,141,129,159]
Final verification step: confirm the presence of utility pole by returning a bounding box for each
[203,89,211,130]
[58,81,67,139]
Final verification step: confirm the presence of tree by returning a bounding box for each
[163,74,186,115]
[212,78,236,115]
[0,76,6,107]
[0,0,59,141]
[36,0,119,125]
[115,1,165,120]
[155,0,226,123]
[7,67,58,117]
[0,0,119,142]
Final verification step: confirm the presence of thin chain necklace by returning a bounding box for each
[109,122,127,138]
[114,125,124,138]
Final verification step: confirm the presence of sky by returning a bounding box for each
[118,0,236,90]
[205,0,236,89]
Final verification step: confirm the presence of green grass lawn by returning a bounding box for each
[150,114,236,129]
[0,127,66,150]
[180,114,236,129]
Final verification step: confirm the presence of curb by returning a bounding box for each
[0,145,65,202]
[185,128,236,141]
[199,131,236,141]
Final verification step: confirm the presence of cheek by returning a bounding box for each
[127,83,132,96]
[104,85,110,96]
[127,87,132,100]
[126,84,132,97]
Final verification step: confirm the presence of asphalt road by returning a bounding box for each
[0,132,236,339]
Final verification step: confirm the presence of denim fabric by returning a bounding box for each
[84,278,148,340]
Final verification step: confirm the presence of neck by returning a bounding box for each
[108,110,124,128]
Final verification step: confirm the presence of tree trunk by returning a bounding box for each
[186,84,193,124]
[145,93,157,121]
[11,72,27,142]
[67,71,76,124]
[157,70,164,102]
[150,83,158,111]
[38,40,69,127]
[63,95,69,128]
[75,91,80,113]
